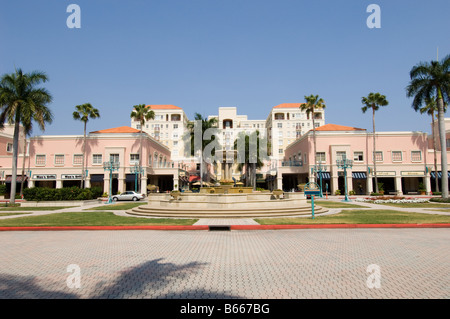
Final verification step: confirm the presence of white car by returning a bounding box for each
[112,191,145,202]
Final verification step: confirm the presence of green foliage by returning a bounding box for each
[0,184,7,195]
[349,190,356,195]
[430,197,450,203]
[335,190,341,195]
[23,187,103,201]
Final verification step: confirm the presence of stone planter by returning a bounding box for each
[273,189,283,199]
[170,191,181,200]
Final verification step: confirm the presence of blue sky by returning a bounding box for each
[1,0,449,136]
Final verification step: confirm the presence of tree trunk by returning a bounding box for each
[81,122,87,189]
[312,109,317,183]
[373,108,379,193]
[20,136,27,196]
[432,112,439,193]
[437,96,448,198]
[139,124,144,191]
[10,112,21,205]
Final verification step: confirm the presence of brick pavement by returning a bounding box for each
[0,228,448,299]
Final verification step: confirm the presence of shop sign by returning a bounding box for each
[33,174,56,180]
[401,171,424,176]
[62,174,82,180]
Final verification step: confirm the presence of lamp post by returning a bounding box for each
[103,160,120,204]
[131,163,143,193]
[336,158,353,202]
[313,163,328,198]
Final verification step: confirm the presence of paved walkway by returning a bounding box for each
[0,228,448,299]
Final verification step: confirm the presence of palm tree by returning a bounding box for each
[130,104,154,190]
[186,113,218,187]
[73,103,100,189]
[234,130,268,190]
[418,97,446,193]
[19,102,53,196]
[300,94,326,181]
[0,68,52,204]
[361,92,389,194]
[407,54,450,198]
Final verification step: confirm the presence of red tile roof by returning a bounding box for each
[146,105,182,110]
[315,124,365,131]
[90,126,141,134]
[273,103,306,109]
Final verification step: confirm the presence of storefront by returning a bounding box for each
[61,174,82,188]
[33,174,57,188]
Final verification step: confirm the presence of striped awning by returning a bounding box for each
[430,171,450,178]
[352,172,367,179]
[317,172,330,179]
[5,176,28,182]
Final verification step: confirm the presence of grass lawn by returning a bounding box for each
[0,211,197,227]
[376,202,450,208]
[0,206,75,211]
[85,202,147,210]
[0,212,31,217]
[255,209,450,225]
[310,201,366,208]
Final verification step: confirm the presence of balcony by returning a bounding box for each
[281,160,303,167]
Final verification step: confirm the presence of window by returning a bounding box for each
[172,132,178,139]
[93,154,102,165]
[172,150,179,156]
[411,151,422,162]
[374,151,383,162]
[314,123,320,128]
[446,139,450,148]
[6,143,13,153]
[130,154,139,164]
[110,153,120,163]
[36,154,46,165]
[278,149,284,154]
[277,123,282,128]
[392,151,402,162]
[173,124,178,129]
[278,131,283,137]
[73,154,83,165]
[278,139,283,146]
[136,124,141,130]
[54,154,65,165]
[316,152,326,163]
[336,151,347,161]
[173,141,178,146]
[353,152,364,162]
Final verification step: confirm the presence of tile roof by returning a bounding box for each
[146,105,182,110]
[90,126,142,134]
[273,103,306,109]
[315,124,365,131]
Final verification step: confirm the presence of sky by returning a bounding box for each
[1,0,449,137]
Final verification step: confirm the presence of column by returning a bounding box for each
[347,173,353,195]
[118,178,125,193]
[425,175,431,195]
[56,179,62,189]
[141,175,148,194]
[28,179,34,188]
[276,176,283,190]
[104,177,110,195]
[395,176,403,195]
[173,175,179,191]
[366,176,373,195]
[85,177,91,188]
[331,174,338,195]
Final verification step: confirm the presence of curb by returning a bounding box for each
[0,223,449,231]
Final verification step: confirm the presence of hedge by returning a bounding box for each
[23,186,103,201]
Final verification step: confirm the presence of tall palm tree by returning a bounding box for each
[361,92,389,194]
[19,102,53,196]
[418,97,446,193]
[130,104,154,190]
[186,113,218,187]
[407,54,450,198]
[73,103,100,189]
[0,68,52,204]
[300,94,326,181]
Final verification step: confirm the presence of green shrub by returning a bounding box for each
[0,184,7,195]
[430,197,450,203]
[335,190,341,195]
[432,192,442,196]
[23,187,102,201]
[349,190,356,195]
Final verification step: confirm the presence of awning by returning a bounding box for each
[5,176,28,182]
[317,172,330,179]
[431,171,450,178]
[125,174,137,182]
[352,172,367,179]
[189,175,200,182]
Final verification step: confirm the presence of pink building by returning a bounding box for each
[279,123,450,195]
[0,126,188,195]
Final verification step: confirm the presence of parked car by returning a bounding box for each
[112,191,145,202]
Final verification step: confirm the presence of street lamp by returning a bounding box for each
[336,158,353,202]
[313,163,328,198]
[130,163,143,193]
[103,160,120,204]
